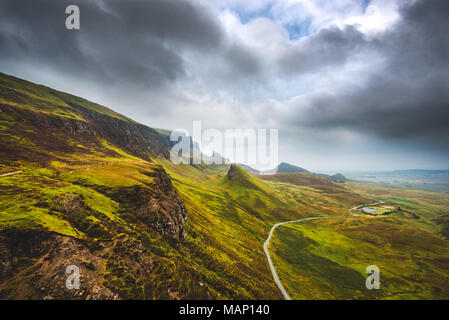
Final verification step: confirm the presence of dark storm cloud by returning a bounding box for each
[0,0,448,169]
[277,25,367,75]
[288,0,449,145]
[0,0,225,88]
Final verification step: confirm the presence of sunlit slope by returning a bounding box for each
[259,172,373,216]
[154,159,375,299]
[0,72,130,121]
[153,160,292,299]
[0,72,170,165]
[260,172,345,191]
[1,72,379,299]
[0,73,206,299]
[0,72,280,299]
[0,117,202,298]
[269,182,449,299]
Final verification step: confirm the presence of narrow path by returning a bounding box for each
[0,170,22,177]
[264,201,384,300]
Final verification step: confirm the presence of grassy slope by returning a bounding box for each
[0,73,210,298]
[4,72,445,299]
[3,143,371,299]
[151,159,376,298]
[0,132,207,298]
[0,72,130,122]
[269,182,449,299]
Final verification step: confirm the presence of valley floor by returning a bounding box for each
[267,182,449,299]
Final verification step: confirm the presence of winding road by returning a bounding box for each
[263,201,384,300]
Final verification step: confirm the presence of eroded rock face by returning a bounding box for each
[0,229,179,300]
[138,166,187,240]
[227,164,242,181]
[69,103,172,160]
[0,103,171,165]
[0,229,120,299]
[104,165,187,240]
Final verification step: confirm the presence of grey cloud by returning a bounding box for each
[225,42,262,78]
[0,0,267,94]
[0,0,223,88]
[286,0,449,146]
[0,0,448,170]
[277,25,367,76]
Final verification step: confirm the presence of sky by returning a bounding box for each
[0,0,448,171]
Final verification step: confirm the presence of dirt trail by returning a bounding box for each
[0,171,22,177]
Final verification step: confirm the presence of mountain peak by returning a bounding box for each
[227,163,249,181]
[276,162,309,173]
[331,173,348,183]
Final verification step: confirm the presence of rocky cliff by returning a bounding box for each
[0,72,195,299]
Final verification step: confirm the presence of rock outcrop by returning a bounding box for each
[103,166,187,240]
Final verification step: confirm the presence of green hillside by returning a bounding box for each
[269,182,449,299]
[1,72,448,300]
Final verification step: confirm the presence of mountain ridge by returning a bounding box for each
[0,72,378,299]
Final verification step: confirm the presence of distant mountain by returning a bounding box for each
[237,163,260,174]
[205,151,231,165]
[329,173,348,183]
[316,173,348,183]
[262,162,309,174]
[259,172,347,192]
[276,162,309,173]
